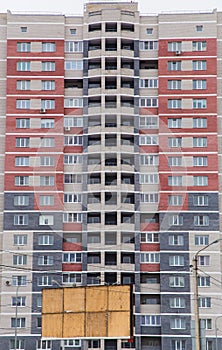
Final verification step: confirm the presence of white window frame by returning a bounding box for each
[64,117,83,127]
[39,195,54,206]
[139,79,158,88]
[17,42,30,52]
[139,174,158,184]
[168,137,182,147]
[42,61,55,71]
[195,235,209,246]
[41,100,55,109]
[170,297,185,308]
[38,235,54,246]
[193,156,208,167]
[16,138,30,148]
[139,116,158,129]
[41,119,55,128]
[14,195,29,206]
[171,340,186,350]
[140,155,159,165]
[168,176,182,186]
[15,157,29,167]
[40,176,54,186]
[139,135,158,145]
[13,255,27,266]
[139,41,158,50]
[37,276,52,286]
[193,195,208,206]
[14,235,27,246]
[63,213,82,223]
[193,137,207,147]
[193,99,207,109]
[64,155,82,164]
[168,195,183,206]
[168,41,182,52]
[40,137,55,148]
[193,118,207,128]
[64,136,83,145]
[169,276,185,288]
[194,176,208,186]
[15,176,29,186]
[168,80,181,90]
[168,156,182,166]
[63,253,81,263]
[193,80,206,90]
[192,41,206,51]
[16,100,30,109]
[168,99,182,109]
[65,41,83,52]
[169,235,184,246]
[168,118,182,128]
[198,276,210,287]
[65,60,83,70]
[192,60,207,70]
[39,215,54,226]
[64,174,82,184]
[199,297,211,308]
[16,80,30,90]
[64,193,82,203]
[140,233,159,243]
[170,318,186,330]
[40,156,54,167]
[62,273,81,285]
[194,215,209,226]
[12,276,27,286]
[198,255,210,266]
[38,255,54,266]
[16,119,30,128]
[168,61,181,71]
[140,253,160,263]
[37,340,52,349]
[141,315,161,326]
[140,97,158,107]
[64,98,83,108]
[42,42,56,52]
[168,214,183,226]
[11,318,26,328]
[41,80,55,90]
[14,214,28,226]
[169,255,184,266]
[17,61,30,71]
[140,193,159,203]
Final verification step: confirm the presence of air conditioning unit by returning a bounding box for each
[175,50,181,55]
[40,108,46,114]
[64,126,71,131]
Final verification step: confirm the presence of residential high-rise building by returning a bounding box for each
[0,1,221,349]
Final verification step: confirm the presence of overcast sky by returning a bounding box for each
[0,0,222,15]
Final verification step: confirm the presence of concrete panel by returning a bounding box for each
[182,98,193,109]
[183,156,193,167]
[183,175,194,186]
[31,42,42,52]
[30,137,41,148]
[30,156,40,167]
[182,41,192,52]
[182,60,192,71]
[31,80,41,90]
[182,137,193,148]
[181,80,192,90]
[30,99,41,109]
[30,61,42,72]
[30,118,41,128]
[182,118,193,128]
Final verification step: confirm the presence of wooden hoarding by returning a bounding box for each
[42,285,133,339]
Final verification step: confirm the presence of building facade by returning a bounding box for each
[0,1,222,349]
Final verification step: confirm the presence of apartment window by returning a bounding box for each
[64,155,82,164]
[65,41,83,52]
[64,174,82,184]
[140,97,158,107]
[192,41,206,51]
[139,41,158,50]
[168,99,182,109]
[193,80,206,90]
[193,195,208,206]
[168,214,183,226]
[139,116,158,129]
[198,255,210,266]
[37,340,52,349]
[21,26,27,32]
[16,100,30,109]
[16,119,30,129]
[194,215,209,226]
[171,340,186,350]
[168,195,183,206]
[199,297,211,308]
[140,253,160,263]
[40,156,54,167]
[64,98,83,108]
[42,80,55,90]
[168,61,181,71]
[37,276,52,286]
[198,276,210,287]
[14,215,28,226]
[13,255,27,266]
[40,195,54,206]
[193,156,208,166]
[16,80,30,90]
[41,100,55,109]
[12,276,27,286]
[64,193,81,203]
[63,213,82,223]
[42,61,55,71]
[11,318,26,328]
[146,28,153,35]
[193,118,207,128]
[40,137,55,148]
[10,339,25,350]
[192,60,207,70]
[193,99,207,109]
[193,137,207,147]
[140,174,158,184]
[168,156,182,166]
[196,25,203,32]
[206,341,213,350]
[201,319,212,330]
[14,235,27,246]
[168,137,182,147]
[141,193,159,203]
[194,176,208,186]
[140,233,159,243]
[15,176,29,186]
[16,138,30,148]
[39,215,54,225]
[88,340,100,349]
[195,235,209,246]
[17,61,30,71]
[141,315,161,326]
[17,42,30,52]
[139,79,158,88]
[168,80,181,90]
[140,155,158,165]
[65,60,83,70]
[168,41,182,52]
[15,157,29,166]
[139,135,158,145]
[38,255,54,266]
[169,255,184,266]
[170,297,185,308]
[64,136,83,146]
[63,253,81,263]
[14,195,29,206]
[41,119,54,128]
[169,235,184,246]
[168,118,182,128]
[38,235,54,246]
[63,273,81,284]
[42,42,55,52]
[64,117,83,127]
[168,176,182,186]
[40,176,54,186]
[170,318,186,329]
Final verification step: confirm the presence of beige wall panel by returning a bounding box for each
[181,80,192,90]
[0,118,5,133]
[139,89,158,97]
[182,118,193,128]
[0,175,4,192]
[0,42,7,59]
[182,60,192,71]
[139,51,158,59]
[182,137,193,148]
[30,118,41,128]
[31,42,42,52]
[86,2,137,13]
[30,61,42,72]
[183,175,194,186]
[0,80,6,96]
[217,80,222,96]
[65,70,83,78]
[0,101,6,115]
[0,194,3,211]
[0,62,6,78]
[183,156,193,167]
[30,176,40,187]
[30,99,41,110]
[140,304,160,314]
[218,99,222,115]
[0,158,4,170]
[30,138,41,148]
[182,41,192,52]
[30,80,41,90]
[217,41,222,56]
[63,203,82,211]
[30,156,40,167]
[218,118,222,135]
[182,98,193,109]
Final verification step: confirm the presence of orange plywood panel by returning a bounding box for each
[42,314,63,338]
[86,286,107,312]
[64,287,85,313]
[108,285,131,311]
[108,311,131,337]
[42,289,63,314]
[86,312,107,337]
[63,313,85,338]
